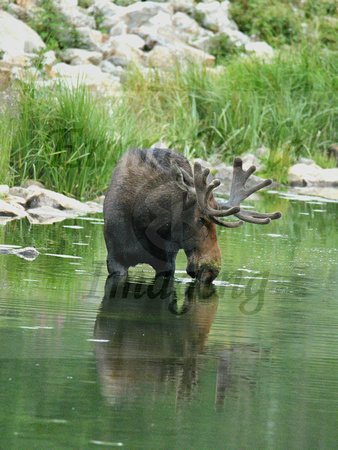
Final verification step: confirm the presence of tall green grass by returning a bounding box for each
[0,81,156,198]
[0,47,336,198]
[123,47,337,182]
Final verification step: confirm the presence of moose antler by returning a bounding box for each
[193,162,243,228]
[219,157,282,224]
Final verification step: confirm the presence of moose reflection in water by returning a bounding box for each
[94,277,269,409]
[94,276,221,407]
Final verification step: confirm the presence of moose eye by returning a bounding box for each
[198,217,207,227]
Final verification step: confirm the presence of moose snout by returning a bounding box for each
[186,262,220,284]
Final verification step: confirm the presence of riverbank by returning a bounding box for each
[0,1,337,199]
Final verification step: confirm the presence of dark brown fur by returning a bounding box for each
[103,148,222,282]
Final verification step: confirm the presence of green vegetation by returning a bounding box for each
[207,34,242,63]
[27,0,86,51]
[230,0,337,50]
[0,0,337,198]
[0,47,337,196]
[121,47,337,183]
[0,81,156,198]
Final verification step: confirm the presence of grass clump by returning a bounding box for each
[0,80,155,198]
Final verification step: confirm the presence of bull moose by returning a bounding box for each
[103,148,282,283]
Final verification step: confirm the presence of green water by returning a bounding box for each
[0,193,337,449]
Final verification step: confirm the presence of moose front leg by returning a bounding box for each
[153,254,177,279]
[107,255,129,278]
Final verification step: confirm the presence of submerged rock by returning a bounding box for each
[25,187,92,213]
[1,185,101,225]
[13,246,40,261]
[0,199,28,219]
[26,206,79,224]
[0,245,40,260]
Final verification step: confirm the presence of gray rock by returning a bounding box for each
[147,42,215,70]
[6,3,34,22]
[122,2,171,31]
[195,1,237,34]
[170,0,195,14]
[58,4,96,29]
[12,246,40,261]
[213,164,274,196]
[287,186,338,201]
[76,27,106,52]
[107,55,130,68]
[172,12,209,42]
[99,60,124,77]
[85,201,104,213]
[102,35,146,65]
[27,206,79,224]
[110,21,128,37]
[8,186,30,199]
[22,179,45,188]
[288,163,338,186]
[62,48,103,66]
[0,199,27,219]
[194,158,212,169]
[26,187,92,213]
[87,0,124,32]
[240,153,264,171]
[245,41,274,56]
[52,63,122,93]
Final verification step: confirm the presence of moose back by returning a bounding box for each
[103,148,281,283]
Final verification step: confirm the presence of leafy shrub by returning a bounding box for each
[230,0,301,46]
[207,34,241,63]
[28,0,85,51]
[230,0,338,50]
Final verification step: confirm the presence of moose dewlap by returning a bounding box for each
[103,148,282,283]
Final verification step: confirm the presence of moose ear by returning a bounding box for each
[171,161,195,195]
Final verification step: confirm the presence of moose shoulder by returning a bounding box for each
[103,148,282,283]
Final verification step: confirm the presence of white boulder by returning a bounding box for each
[195,1,237,34]
[245,41,274,56]
[172,12,210,41]
[76,27,108,52]
[87,0,125,31]
[288,163,338,186]
[62,48,103,66]
[240,153,264,171]
[0,199,27,219]
[0,11,45,64]
[102,35,146,65]
[57,4,96,29]
[170,0,195,14]
[123,1,171,31]
[148,43,215,70]
[51,63,121,92]
[26,187,93,213]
